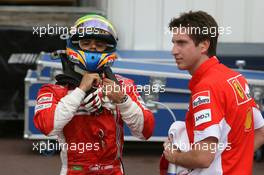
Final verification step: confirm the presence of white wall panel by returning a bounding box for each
[107,0,135,50]
[162,0,189,50]
[250,0,264,42]
[162,0,219,50]
[192,0,217,17]
[219,0,246,42]
[107,0,264,50]
[133,0,163,50]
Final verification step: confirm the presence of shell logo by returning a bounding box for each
[244,108,253,132]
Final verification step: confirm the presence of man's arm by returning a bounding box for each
[34,85,85,136]
[117,93,155,140]
[255,126,264,151]
[163,137,217,169]
[253,107,264,151]
[103,77,155,140]
[34,73,100,136]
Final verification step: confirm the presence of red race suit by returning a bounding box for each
[34,75,155,175]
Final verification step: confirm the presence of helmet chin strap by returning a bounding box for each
[74,65,86,75]
[74,64,118,84]
[74,64,103,74]
[103,66,119,85]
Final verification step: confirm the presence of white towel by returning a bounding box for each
[168,121,190,152]
[167,121,192,175]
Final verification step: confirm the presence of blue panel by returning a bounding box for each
[29,83,44,100]
[40,67,51,78]
[31,51,264,140]
[124,109,187,137]
[39,54,60,78]
[41,54,61,63]
[113,61,188,75]
[29,106,42,134]
[238,70,264,80]
[117,50,173,59]
[39,51,264,82]
[159,92,190,103]
[166,78,189,89]
[30,71,38,78]
[117,73,150,85]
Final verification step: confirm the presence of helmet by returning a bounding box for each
[64,14,118,77]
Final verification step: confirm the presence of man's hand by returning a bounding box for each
[102,78,125,103]
[255,126,264,151]
[163,138,181,164]
[162,137,217,169]
[83,89,102,113]
[79,72,101,92]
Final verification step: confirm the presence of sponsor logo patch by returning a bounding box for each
[192,91,210,108]
[35,103,52,113]
[227,75,251,105]
[245,107,253,132]
[37,93,53,104]
[194,109,212,126]
[232,79,245,99]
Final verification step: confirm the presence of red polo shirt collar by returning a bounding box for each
[189,56,219,90]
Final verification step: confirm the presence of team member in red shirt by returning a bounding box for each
[34,14,154,175]
[161,11,264,175]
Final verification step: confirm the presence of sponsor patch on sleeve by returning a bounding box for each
[35,103,52,113]
[227,75,251,105]
[37,93,53,104]
[192,91,210,108]
[194,109,212,126]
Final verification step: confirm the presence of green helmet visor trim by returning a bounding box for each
[73,15,117,41]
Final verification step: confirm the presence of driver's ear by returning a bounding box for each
[200,40,210,54]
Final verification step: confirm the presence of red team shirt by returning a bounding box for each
[186,57,258,175]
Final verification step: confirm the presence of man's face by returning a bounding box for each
[171,28,204,74]
[79,39,107,52]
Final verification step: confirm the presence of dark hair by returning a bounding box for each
[169,11,218,57]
